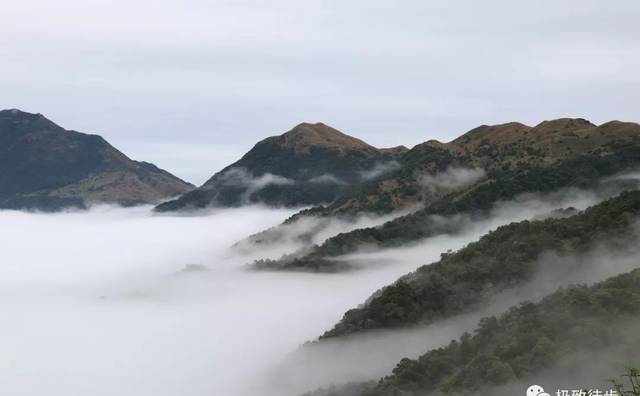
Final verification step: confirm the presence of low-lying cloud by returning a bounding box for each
[219,167,294,189]
[215,167,295,202]
[0,205,433,396]
[419,166,486,192]
[270,221,640,395]
[359,161,401,181]
[309,174,347,185]
[234,205,421,259]
[3,178,638,396]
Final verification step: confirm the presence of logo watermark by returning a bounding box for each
[527,385,619,396]
[527,385,551,396]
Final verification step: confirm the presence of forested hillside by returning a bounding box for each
[306,268,640,396]
[320,190,640,338]
[248,120,640,271]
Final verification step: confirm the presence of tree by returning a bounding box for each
[611,367,640,396]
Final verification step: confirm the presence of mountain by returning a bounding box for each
[0,109,193,211]
[305,268,640,396]
[318,190,640,339]
[154,122,407,211]
[250,118,640,271]
[286,118,616,218]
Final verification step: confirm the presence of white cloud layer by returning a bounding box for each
[0,184,630,396]
[0,205,436,396]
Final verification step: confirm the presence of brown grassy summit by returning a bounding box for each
[449,122,532,152]
[450,118,602,152]
[443,118,640,170]
[534,117,595,131]
[278,117,639,218]
[272,122,381,156]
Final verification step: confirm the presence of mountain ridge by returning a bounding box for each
[301,117,637,218]
[245,118,640,271]
[0,109,193,211]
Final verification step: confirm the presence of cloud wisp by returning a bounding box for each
[418,166,486,192]
[359,161,402,181]
[309,174,347,185]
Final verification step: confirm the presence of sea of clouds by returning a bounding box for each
[1,179,638,396]
[0,205,441,396]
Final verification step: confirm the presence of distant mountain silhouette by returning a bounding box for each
[0,109,193,211]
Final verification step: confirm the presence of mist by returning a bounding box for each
[418,166,486,192]
[2,185,638,396]
[359,161,402,181]
[256,185,607,272]
[309,174,347,185]
[233,205,421,259]
[238,165,640,264]
[0,205,440,396]
[274,223,640,396]
[210,167,296,203]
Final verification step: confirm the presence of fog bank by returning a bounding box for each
[274,224,640,395]
[2,184,638,396]
[0,205,435,396]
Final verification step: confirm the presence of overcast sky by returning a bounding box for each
[2,1,639,184]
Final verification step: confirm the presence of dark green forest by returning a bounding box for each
[306,268,640,396]
[321,190,640,338]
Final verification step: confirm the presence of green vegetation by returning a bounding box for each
[362,269,640,395]
[320,142,462,216]
[430,146,640,215]
[307,269,640,396]
[248,118,640,270]
[320,190,640,338]
[611,368,640,396]
[258,147,640,272]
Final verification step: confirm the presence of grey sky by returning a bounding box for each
[2,1,639,184]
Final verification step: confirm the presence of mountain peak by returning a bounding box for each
[1,108,27,114]
[450,121,531,150]
[0,108,45,119]
[275,122,378,154]
[156,122,396,211]
[450,118,601,151]
[0,108,63,134]
[534,117,596,131]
